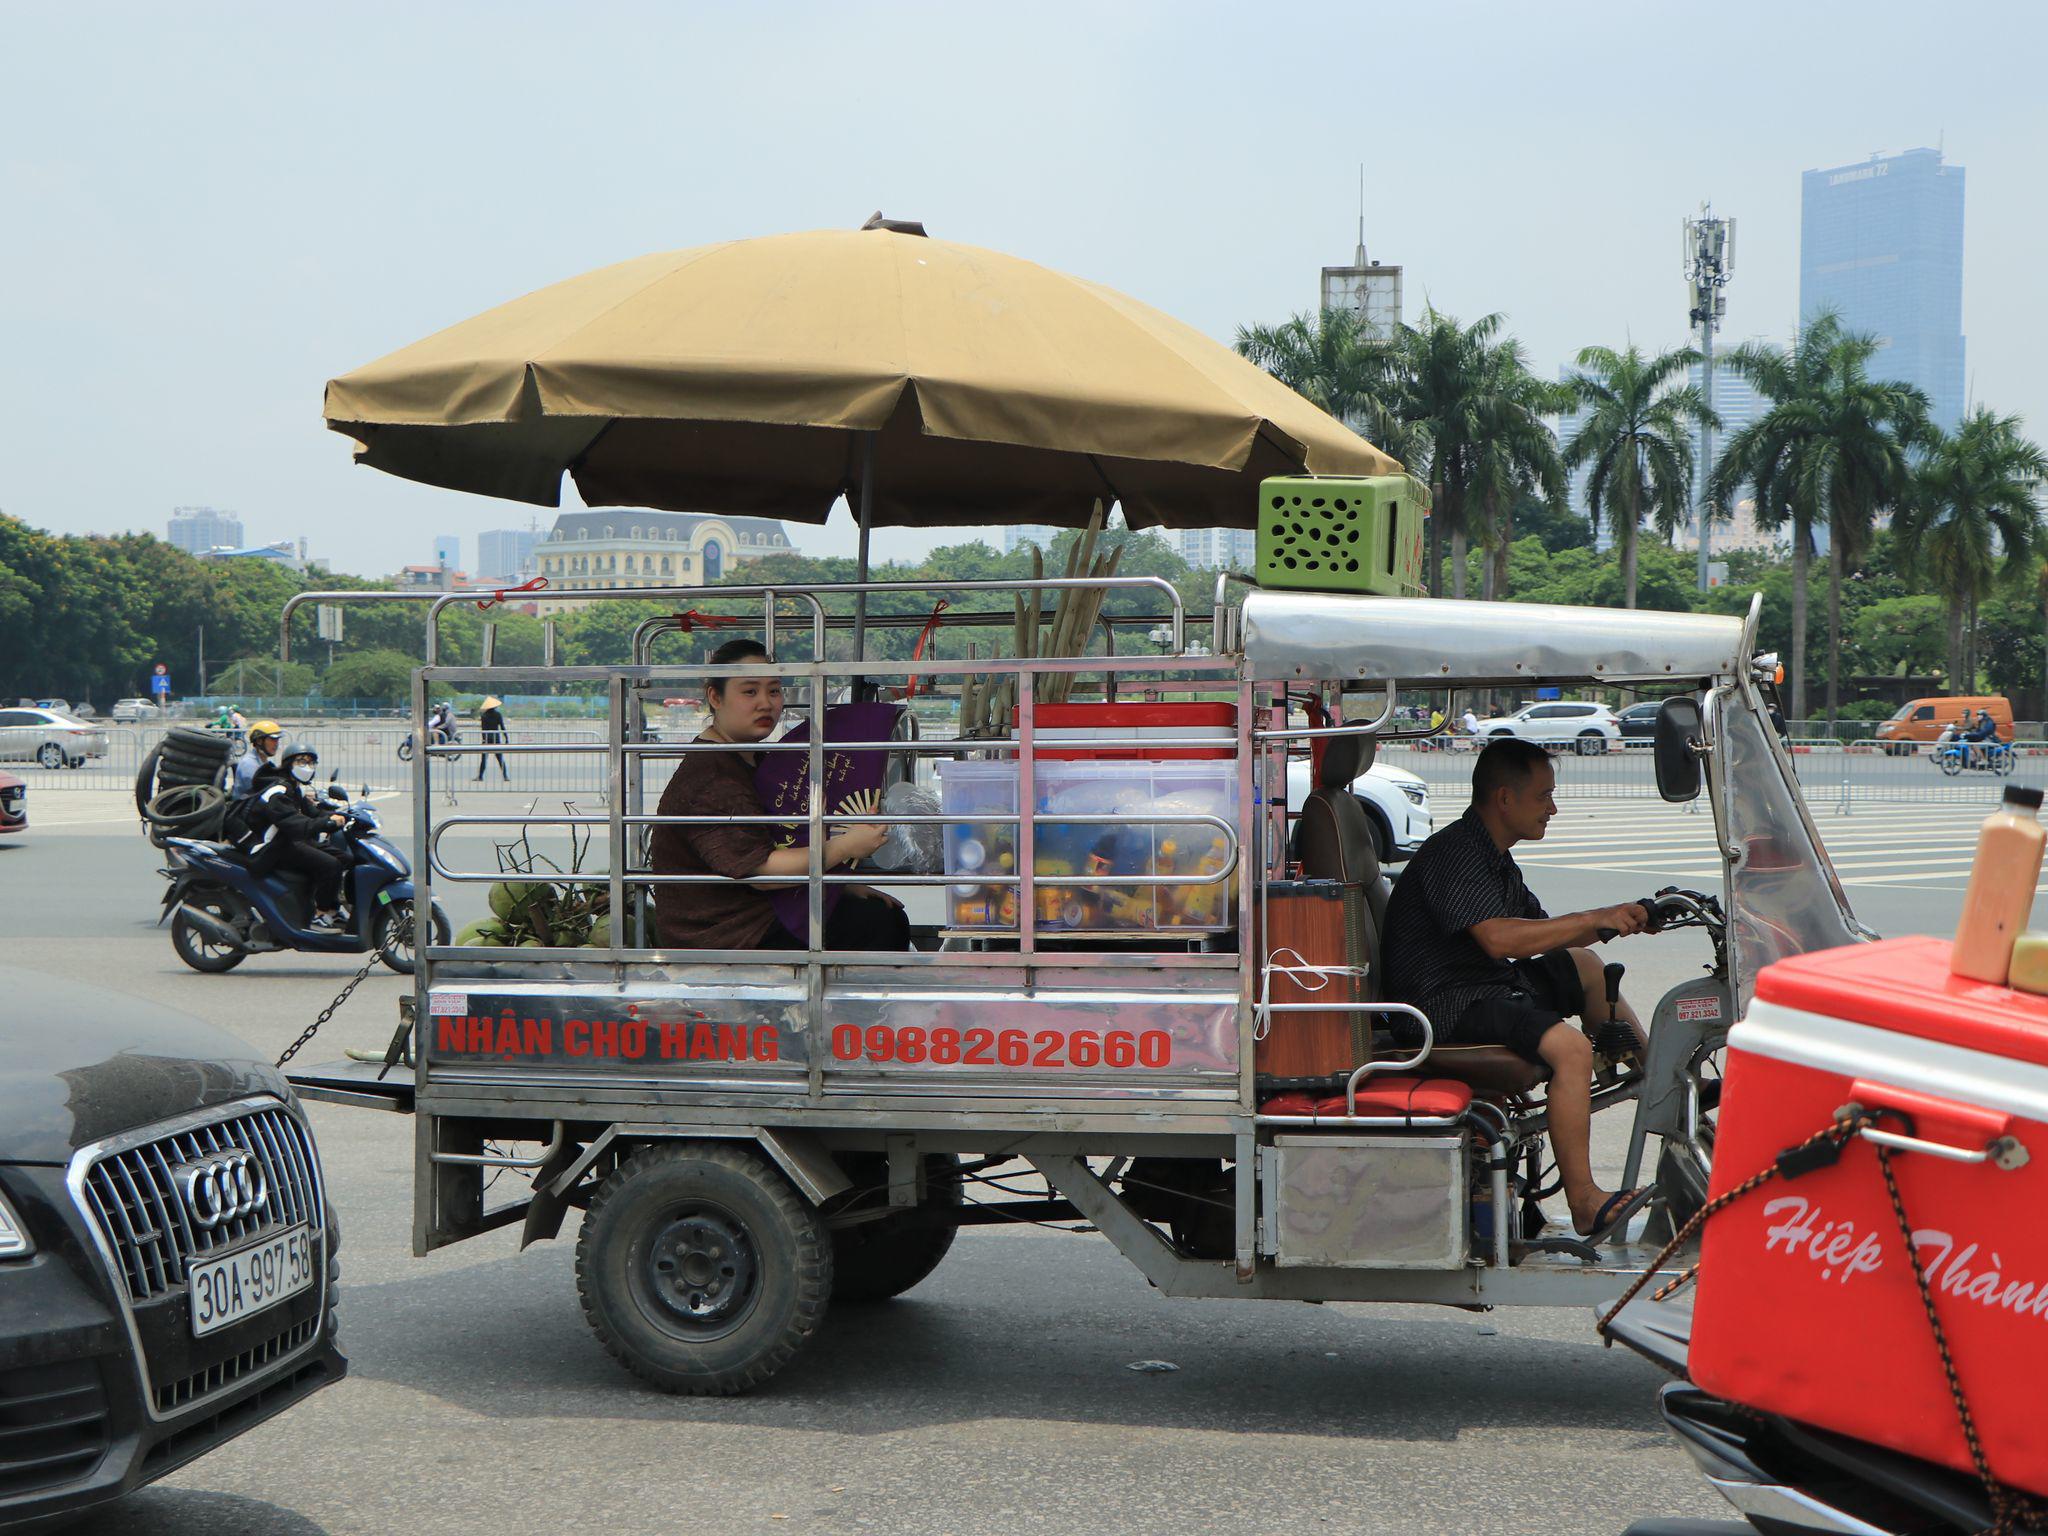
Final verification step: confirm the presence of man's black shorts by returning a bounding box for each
[1447,951,1587,1063]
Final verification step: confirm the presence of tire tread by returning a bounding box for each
[575,1141,830,1396]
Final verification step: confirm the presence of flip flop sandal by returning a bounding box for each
[1578,1186,1653,1241]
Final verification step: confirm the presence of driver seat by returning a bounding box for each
[1295,734,1547,1098]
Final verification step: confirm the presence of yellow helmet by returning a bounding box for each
[248,719,283,745]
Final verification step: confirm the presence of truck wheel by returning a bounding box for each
[830,1153,962,1302]
[576,1142,831,1395]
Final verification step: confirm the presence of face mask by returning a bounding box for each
[291,763,316,784]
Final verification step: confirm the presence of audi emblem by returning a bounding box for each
[176,1150,268,1229]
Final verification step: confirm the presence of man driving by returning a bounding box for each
[1381,738,1648,1238]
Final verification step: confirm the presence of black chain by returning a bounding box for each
[274,916,406,1068]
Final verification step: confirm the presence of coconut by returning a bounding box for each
[585,916,612,948]
[456,920,507,947]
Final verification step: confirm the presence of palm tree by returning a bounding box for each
[1562,344,1713,609]
[1711,313,1928,722]
[1235,308,1382,433]
[1378,308,1509,597]
[1894,409,2047,693]
[1464,338,1571,600]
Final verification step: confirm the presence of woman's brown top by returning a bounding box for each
[650,738,784,951]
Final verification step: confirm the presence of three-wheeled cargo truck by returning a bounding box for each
[283,578,1867,1394]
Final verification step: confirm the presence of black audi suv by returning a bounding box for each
[0,969,343,1529]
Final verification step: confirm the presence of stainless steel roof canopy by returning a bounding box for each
[1239,591,1745,686]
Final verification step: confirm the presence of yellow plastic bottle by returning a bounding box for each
[1951,786,2047,985]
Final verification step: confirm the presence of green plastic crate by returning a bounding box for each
[1255,475,1427,595]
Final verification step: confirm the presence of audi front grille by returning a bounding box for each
[77,1103,324,1304]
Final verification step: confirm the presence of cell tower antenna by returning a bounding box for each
[1356,163,1367,267]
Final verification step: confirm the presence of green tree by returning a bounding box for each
[1893,408,2047,692]
[321,649,419,701]
[210,658,317,696]
[1464,337,1571,599]
[1711,312,1928,722]
[1848,595,1947,677]
[1234,308,1385,436]
[1382,308,1509,598]
[1562,344,1713,611]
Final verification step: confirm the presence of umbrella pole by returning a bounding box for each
[851,431,876,694]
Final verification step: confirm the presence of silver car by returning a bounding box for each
[0,707,111,768]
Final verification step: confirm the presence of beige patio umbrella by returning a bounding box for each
[325,221,1400,650]
[327,222,1395,523]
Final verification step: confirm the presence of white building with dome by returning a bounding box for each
[532,511,795,614]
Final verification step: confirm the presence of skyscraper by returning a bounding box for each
[1683,350,1766,545]
[1800,148,1966,430]
[433,534,462,570]
[1176,526,1257,571]
[1001,525,1061,555]
[477,528,539,582]
[166,506,244,555]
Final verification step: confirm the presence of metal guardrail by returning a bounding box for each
[1381,736,2048,809]
[12,722,621,796]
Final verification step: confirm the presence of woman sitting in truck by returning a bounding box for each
[650,638,908,953]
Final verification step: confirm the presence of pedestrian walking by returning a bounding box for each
[476,696,510,781]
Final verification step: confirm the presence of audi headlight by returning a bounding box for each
[1399,783,1429,806]
[0,1188,32,1260]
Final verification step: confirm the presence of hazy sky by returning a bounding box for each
[4,1,2042,577]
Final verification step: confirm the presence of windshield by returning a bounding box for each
[1712,684,1865,1006]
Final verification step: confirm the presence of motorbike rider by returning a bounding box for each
[229,720,284,799]
[428,700,457,745]
[1964,708,2000,767]
[233,741,350,931]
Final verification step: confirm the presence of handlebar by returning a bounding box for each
[1594,888,1723,943]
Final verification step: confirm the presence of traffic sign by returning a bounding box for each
[154,663,168,676]
[150,672,171,695]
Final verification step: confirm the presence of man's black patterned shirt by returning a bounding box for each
[1381,806,1547,1028]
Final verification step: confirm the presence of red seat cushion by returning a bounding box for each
[1310,1075,1473,1121]
[1264,1078,1475,1122]
[1260,1092,1319,1117]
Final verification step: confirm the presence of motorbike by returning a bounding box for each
[158,782,451,974]
[395,724,457,763]
[1610,1299,2042,1536]
[1934,736,2016,776]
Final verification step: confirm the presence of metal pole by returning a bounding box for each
[1697,319,1715,592]
[851,432,877,668]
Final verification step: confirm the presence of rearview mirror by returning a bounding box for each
[1654,697,1703,803]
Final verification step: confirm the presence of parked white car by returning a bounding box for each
[1284,758,1432,863]
[0,708,111,768]
[110,697,163,721]
[1468,700,1621,754]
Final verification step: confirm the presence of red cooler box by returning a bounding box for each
[1691,935,2048,1496]
[1011,701,1237,760]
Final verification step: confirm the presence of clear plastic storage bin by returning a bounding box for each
[938,759,1237,934]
